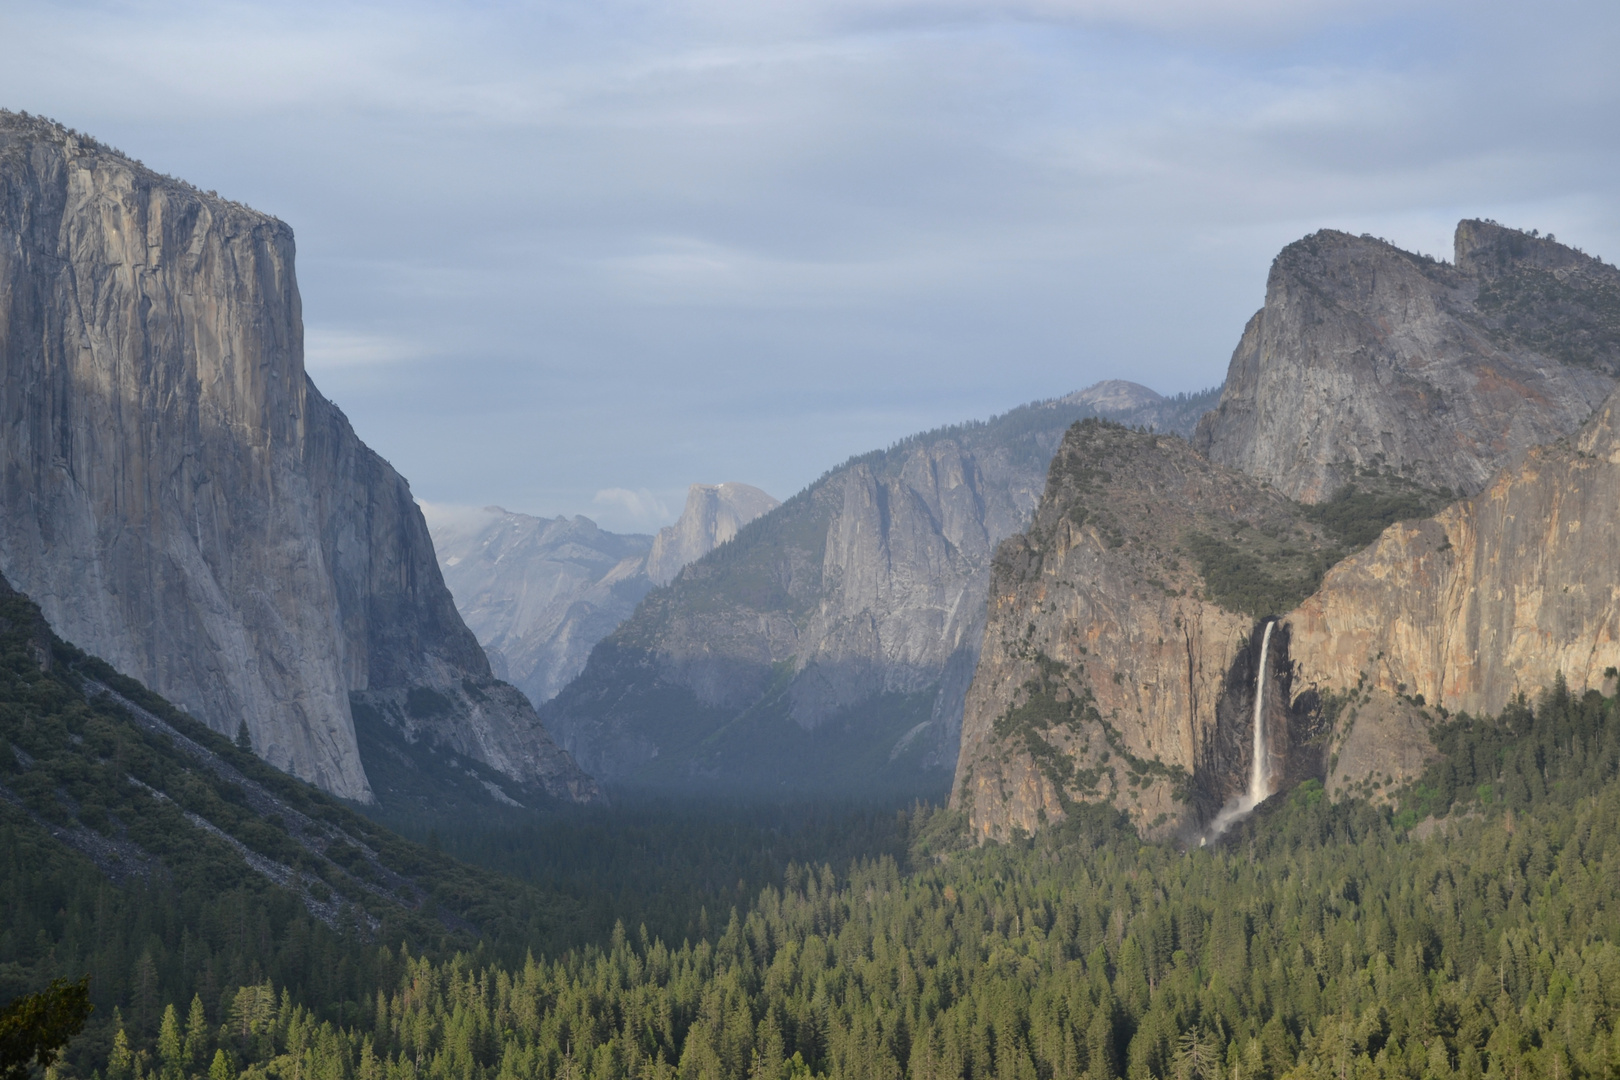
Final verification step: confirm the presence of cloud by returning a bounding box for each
[593,488,677,529]
[4,0,1618,527]
[721,0,1433,37]
[303,328,424,371]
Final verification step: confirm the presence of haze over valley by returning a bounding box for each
[3,4,1620,1080]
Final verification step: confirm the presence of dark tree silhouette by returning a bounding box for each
[0,977,92,1080]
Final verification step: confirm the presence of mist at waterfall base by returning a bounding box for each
[1202,620,1277,844]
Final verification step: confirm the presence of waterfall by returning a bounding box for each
[1248,619,1276,805]
[1202,618,1278,843]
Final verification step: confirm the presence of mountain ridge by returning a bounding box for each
[426,481,779,711]
[541,382,1221,798]
[955,222,1620,841]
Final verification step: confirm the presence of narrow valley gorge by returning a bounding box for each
[426,482,779,710]
[6,95,1620,1080]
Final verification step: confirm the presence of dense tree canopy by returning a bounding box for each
[33,682,1620,1080]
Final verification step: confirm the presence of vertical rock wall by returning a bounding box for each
[1289,386,1620,722]
[0,113,594,803]
[951,422,1336,840]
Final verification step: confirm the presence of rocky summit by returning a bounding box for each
[541,384,1219,798]
[1195,221,1618,502]
[0,112,595,807]
[646,483,780,587]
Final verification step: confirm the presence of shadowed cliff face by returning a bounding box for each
[0,113,596,805]
[950,421,1337,840]
[1188,621,1326,825]
[543,385,1221,798]
[1195,222,1618,503]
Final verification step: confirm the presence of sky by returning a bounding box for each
[2,1,1617,532]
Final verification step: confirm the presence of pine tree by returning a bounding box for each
[183,997,208,1072]
[156,1006,183,1080]
[107,1026,133,1080]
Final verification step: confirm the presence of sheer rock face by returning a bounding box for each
[956,385,1620,840]
[1289,385,1620,732]
[950,423,1333,841]
[959,226,1620,841]
[0,113,596,804]
[1195,223,1618,503]
[427,507,655,706]
[541,384,1221,796]
[646,483,779,587]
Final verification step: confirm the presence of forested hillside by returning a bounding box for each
[0,572,914,1076]
[32,677,1620,1080]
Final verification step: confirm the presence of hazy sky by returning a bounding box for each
[3,1,1617,530]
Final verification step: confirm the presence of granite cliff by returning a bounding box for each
[542,384,1219,797]
[426,484,777,710]
[1195,222,1618,502]
[957,223,1620,840]
[950,421,1342,840]
[647,483,780,586]
[1287,384,1620,796]
[0,112,595,806]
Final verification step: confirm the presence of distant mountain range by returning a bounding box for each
[535,382,1219,799]
[425,482,778,708]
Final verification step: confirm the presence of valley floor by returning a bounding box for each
[8,651,1620,1080]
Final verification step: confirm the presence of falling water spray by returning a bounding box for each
[1248,619,1276,805]
[1202,618,1278,843]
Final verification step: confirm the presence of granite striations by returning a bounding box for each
[0,112,595,805]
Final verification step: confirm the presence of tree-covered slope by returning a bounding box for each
[0,570,602,1051]
[71,678,1620,1080]
[0,565,935,1076]
[542,385,1220,800]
